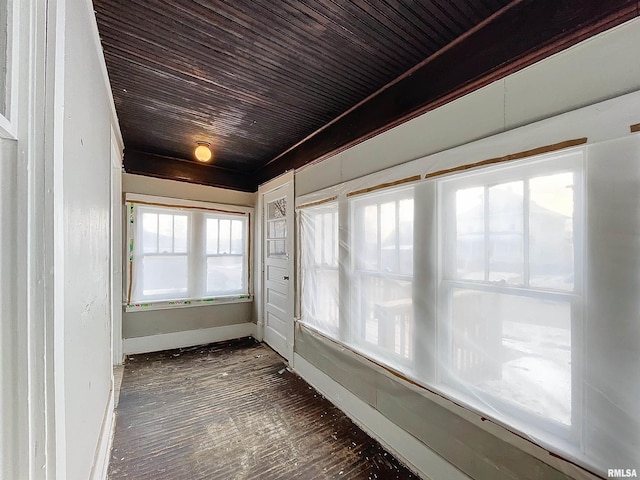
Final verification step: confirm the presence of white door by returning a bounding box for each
[262,182,294,361]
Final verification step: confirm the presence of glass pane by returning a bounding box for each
[0,0,7,117]
[302,267,339,336]
[207,256,243,293]
[268,239,286,257]
[362,204,378,270]
[489,181,523,284]
[268,219,287,239]
[268,198,287,220]
[141,213,158,253]
[230,220,244,254]
[219,219,231,254]
[530,173,575,290]
[158,214,173,253]
[399,199,413,275]
[322,212,336,267]
[141,256,188,298]
[314,214,323,264]
[173,215,188,253]
[380,202,397,273]
[449,289,571,425]
[358,274,413,359]
[456,187,484,280]
[206,218,219,254]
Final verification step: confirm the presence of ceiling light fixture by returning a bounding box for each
[194,142,212,162]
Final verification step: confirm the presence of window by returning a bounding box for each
[350,186,414,361]
[438,151,582,430]
[126,196,251,310]
[0,0,8,117]
[300,202,339,336]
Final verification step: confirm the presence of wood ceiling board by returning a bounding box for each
[94,0,511,185]
[257,0,640,184]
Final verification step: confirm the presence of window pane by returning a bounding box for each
[0,0,8,117]
[358,274,413,359]
[158,214,173,253]
[219,219,231,254]
[322,212,336,267]
[399,199,413,275]
[206,218,219,254]
[142,213,158,253]
[207,256,243,293]
[456,187,484,280]
[361,204,378,270]
[489,181,523,284]
[231,220,244,254]
[141,256,188,297]
[530,173,575,290]
[449,289,571,425]
[268,219,286,239]
[380,202,397,273]
[268,239,286,257]
[268,198,286,220]
[173,215,188,253]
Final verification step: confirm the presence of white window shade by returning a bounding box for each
[126,195,251,311]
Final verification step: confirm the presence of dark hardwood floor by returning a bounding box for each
[108,337,417,479]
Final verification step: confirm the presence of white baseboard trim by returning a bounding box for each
[123,323,257,355]
[90,387,115,480]
[292,354,470,480]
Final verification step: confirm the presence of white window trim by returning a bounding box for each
[124,193,254,312]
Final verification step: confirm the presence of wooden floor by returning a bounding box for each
[108,337,417,479]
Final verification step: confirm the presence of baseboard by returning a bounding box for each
[90,387,115,480]
[123,323,257,355]
[292,354,470,480]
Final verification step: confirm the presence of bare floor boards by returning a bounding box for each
[108,337,416,479]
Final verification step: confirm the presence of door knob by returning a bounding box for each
[283,275,289,280]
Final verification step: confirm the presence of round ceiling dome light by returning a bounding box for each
[194,142,212,162]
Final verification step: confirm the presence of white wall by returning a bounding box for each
[59,1,122,478]
[121,174,257,345]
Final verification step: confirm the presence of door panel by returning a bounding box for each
[263,182,294,360]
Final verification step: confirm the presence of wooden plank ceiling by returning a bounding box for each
[94,0,639,191]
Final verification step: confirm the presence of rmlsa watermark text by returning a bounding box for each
[608,469,638,478]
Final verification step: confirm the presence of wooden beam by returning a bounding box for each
[257,0,639,184]
[123,150,255,192]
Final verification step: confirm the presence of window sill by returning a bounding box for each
[124,294,253,312]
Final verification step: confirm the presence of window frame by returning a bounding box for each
[349,185,415,365]
[436,150,585,442]
[299,202,340,336]
[125,194,253,312]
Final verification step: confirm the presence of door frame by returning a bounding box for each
[256,170,295,361]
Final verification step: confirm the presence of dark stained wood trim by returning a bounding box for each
[631,123,640,133]
[124,150,255,192]
[346,175,422,198]
[257,0,639,185]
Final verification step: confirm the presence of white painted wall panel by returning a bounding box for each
[62,1,114,478]
[122,173,256,207]
[505,20,640,130]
